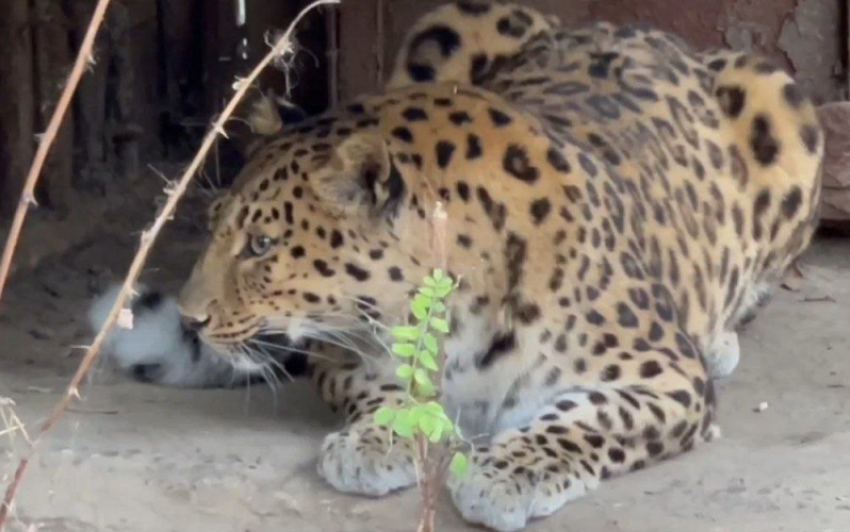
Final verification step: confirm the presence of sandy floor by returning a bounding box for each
[1,202,849,532]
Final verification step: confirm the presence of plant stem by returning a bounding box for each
[415,433,436,532]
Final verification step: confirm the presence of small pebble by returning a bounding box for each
[755,401,769,413]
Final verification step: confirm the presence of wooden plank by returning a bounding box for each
[32,0,75,215]
[67,0,109,189]
[338,0,381,100]
[0,0,35,218]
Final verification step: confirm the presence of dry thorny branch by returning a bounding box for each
[0,399,29,444]
[0,1,339,528]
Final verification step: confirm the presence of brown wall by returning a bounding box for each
[0,0,329,220]
[0,0,843,223]
[339,0,846,105]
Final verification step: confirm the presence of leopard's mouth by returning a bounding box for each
[186,318,304,369]
[192,316,266,351]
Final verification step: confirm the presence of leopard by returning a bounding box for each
[92,2,823,530]
[91,1,567,389]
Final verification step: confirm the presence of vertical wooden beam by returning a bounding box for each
[338,0,381,100]
[0,0,35,219]
[67,0,109,187]
[32,0,75,214]
[201,0,223,121]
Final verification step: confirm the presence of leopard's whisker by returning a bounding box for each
[246,340,295,383]
[251,331,350,364]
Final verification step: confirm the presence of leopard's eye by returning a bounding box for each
[248,234,273,257]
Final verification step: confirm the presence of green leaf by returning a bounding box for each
[408,405,425,425]
[418,350,438,371]
[432,301,446,313]
[392,343,416,358]
[419,414,437,435]
[414,369,432,388]
[396,364,414,381]
[424,401,444,415]
[427,423,444,443]
[418,286,436,298]
[430,317,450,334]
[435,284,453,298]
[414,293,432,307]
[424,333,438,355]
[411,299,429,321]
[392,411,415,439]
[432,269,445,281]
[417,379,436,398]
[450,452,469,477]
[391,326,421,342]
[374,406,396,426]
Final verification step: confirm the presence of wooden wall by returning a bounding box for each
[338,0,846,104]
[0,0,845,228]
[0,0,330,221]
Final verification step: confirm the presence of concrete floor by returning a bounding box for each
[1,223,849,532]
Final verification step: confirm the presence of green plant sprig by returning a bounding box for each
[374,268,468,477]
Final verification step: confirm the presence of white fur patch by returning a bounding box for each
[87,283,264,387]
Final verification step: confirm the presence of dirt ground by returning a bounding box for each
[1,182,849,532]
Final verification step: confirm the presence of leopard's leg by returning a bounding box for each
[310,350,419,496]
[449,335,716,532]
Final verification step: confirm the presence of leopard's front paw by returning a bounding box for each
[317,422,417,497]
[448,451,583,532]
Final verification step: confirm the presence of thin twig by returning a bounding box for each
[0,1,338,528]
[0,398,30,444]
[802,296,836,303]
[0,0,112,310]
[432,201,448,271]
[415,433,435,532]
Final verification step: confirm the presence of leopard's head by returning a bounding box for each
[177,109,428,361]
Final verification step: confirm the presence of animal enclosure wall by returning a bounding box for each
[0,0,329,268]
[337,0,846,104]
[0,0,847,271]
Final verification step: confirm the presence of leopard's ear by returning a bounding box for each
[309,132,405,218]
[206,193,233,231]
